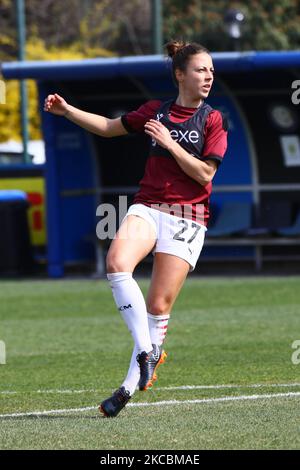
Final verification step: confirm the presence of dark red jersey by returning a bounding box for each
[121,100,228,225]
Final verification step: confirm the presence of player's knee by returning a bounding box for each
[147,297,172,315]
[106,252,129,273]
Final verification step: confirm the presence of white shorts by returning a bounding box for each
[123,203,207,271]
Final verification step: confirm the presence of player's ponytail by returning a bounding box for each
[165,40,187,58]
[165,40,210,86]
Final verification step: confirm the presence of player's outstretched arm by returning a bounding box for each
[44,93,127,137]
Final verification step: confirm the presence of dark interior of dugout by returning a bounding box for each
[4,52,299,277]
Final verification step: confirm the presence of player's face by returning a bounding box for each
[176,53,214,100]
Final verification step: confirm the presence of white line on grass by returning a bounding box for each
[156,383,300,391]
[1,391,300,418]
[1,382,300,395]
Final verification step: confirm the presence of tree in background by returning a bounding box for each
[0,0,152,142]
[2,0,300,59]
[25,0,151,56]
[163,0,300,52]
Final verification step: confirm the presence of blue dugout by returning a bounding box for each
[2,51,300,276]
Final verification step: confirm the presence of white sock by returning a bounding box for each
[122,345,139,396]
[147,312,170,346]
[107,272,153,354]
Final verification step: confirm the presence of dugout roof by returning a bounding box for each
[2,51,300,80]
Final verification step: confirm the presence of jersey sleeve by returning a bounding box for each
[121,100,162,134]
[201,110,228,166]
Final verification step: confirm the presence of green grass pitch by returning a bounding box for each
[0,276,300,450]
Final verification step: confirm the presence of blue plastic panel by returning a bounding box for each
[3,51,300,81]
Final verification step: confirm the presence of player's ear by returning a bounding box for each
[175,68,184,84]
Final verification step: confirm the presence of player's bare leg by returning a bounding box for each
[139,252,190,387]
[147,252,190,315]
[106,214,156,273]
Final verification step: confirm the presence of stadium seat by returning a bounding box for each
[276,210,300,236]
[207,201,252,237]
[246,200,293,236]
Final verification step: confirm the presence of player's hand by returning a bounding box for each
[44,93,69,116]
[144,119,175,150]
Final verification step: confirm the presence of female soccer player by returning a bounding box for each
[44,40,228,418]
